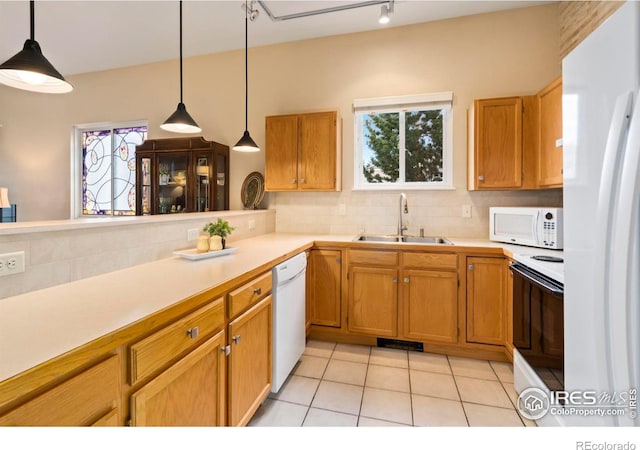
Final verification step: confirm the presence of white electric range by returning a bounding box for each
[512,253,564,284]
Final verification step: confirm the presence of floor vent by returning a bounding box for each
[376,338,423,352]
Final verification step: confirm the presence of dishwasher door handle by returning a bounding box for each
[277,269,306,287]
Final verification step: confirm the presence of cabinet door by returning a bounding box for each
[402,269,458,344]
[537,77,563,187]
[0,354,121,426]
[130,331,226,426]
[298,111,338,191]
[308,249,342,328]
[348,266,398,337]
[471,97,523,189]
[228,296,272,426]
[466,257,507,346]
[265,115,299,191]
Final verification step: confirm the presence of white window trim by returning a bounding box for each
[353,92,454,191]
[70,120,148,219]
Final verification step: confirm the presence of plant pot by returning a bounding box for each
[209,235,223,251]
[196,235,210,253]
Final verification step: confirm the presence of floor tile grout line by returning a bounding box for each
[447,354,470,426]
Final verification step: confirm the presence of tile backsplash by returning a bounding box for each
[274,189,563,238]
[0,210,275,300]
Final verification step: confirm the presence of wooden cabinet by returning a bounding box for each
[402,269,458,344]
[307,249,342,328]
[345,249,459,343]
[265,111,341,192]
[348,265,398,337]
[400,252,458,344]
[227,296,272,426]
[466,257,507,346]
[135,136,229,215]
[128,296,226,426]
[0,355,121,426]
[537,77,563,188]
[468,97,523,190]
[130,331,226,426]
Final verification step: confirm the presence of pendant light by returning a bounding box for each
[0,1,73,94]
[161,1,201,134]
[233,2,260,152]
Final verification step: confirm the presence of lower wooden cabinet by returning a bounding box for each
[401,269,458,344]
[307,249,342,328]
[466,256,507,346]
[348,266,398,337]
[228,295,273,426]
[0,354,121,426]
[130,331,226,426]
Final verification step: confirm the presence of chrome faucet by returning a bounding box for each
[398,193,408,238]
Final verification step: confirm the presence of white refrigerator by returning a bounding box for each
[563,1,640,426]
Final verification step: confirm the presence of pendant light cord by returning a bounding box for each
[179,0,183,103]
[30,0,35,40]
[244,3,249,131]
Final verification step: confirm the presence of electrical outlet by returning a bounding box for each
[0,251,25,277]
[248,219,256,231]
[462,205,472,218]
[338,204,347,216]
[187,228,199,241]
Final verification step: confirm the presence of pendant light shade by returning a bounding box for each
[0,1,72,94]
[233,2,260,152]
[161,1,201,134]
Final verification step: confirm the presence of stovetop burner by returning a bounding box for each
[531,255,564,263]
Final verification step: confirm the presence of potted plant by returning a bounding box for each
[203,218,235,251]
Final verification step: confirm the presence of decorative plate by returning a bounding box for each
[241,171,265,209]
[173,247,237,261]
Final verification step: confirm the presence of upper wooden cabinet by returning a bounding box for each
[265,111,342,192]
[468,79,563,191]
[537,77,563,188]
[468,97,523,190]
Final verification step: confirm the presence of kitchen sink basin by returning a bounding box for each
[354,235,453,245]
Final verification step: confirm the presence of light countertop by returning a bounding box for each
[0,232,561,383]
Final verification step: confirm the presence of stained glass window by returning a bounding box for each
[81,125,147,216]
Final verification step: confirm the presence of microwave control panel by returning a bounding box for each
[541,210,562,248]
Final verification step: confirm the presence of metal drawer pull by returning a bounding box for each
[253,287,262,295]
[187,326,199,339]
[392,277,398,283]
[232,335,241,344]
[300,178,305,183]
[291,179,297,184]
[404,277,410,284]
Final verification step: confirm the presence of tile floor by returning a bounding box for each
[248,340,537,427]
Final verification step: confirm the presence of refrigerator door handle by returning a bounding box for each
[607,91,640,426]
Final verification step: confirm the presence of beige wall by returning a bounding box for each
[0,4,561,235]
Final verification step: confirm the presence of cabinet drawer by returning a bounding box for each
[0,354,120,426]
[402,252,457,270]
[130,298,224,384]
[348,250,398,266]
[228,271,272,318]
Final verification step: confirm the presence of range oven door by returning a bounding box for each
[510,262,564,391]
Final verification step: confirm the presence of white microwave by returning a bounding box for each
[489,207,563,249]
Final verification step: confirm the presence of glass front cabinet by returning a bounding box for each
[135,136,229,215]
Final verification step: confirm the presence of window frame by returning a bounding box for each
[353,92,454,191]
[71,120,148,219]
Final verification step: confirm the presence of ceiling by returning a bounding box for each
[0,1,549,76]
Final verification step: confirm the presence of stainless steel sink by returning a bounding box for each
[354,235,453,245]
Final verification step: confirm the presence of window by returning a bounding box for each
[72,121,148,217]
[353,92,453,190]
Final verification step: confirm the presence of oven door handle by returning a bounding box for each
[509,263,563,297]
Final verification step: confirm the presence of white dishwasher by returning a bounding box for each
[271,252,307,393]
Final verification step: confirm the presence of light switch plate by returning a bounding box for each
[462,205,472,218]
